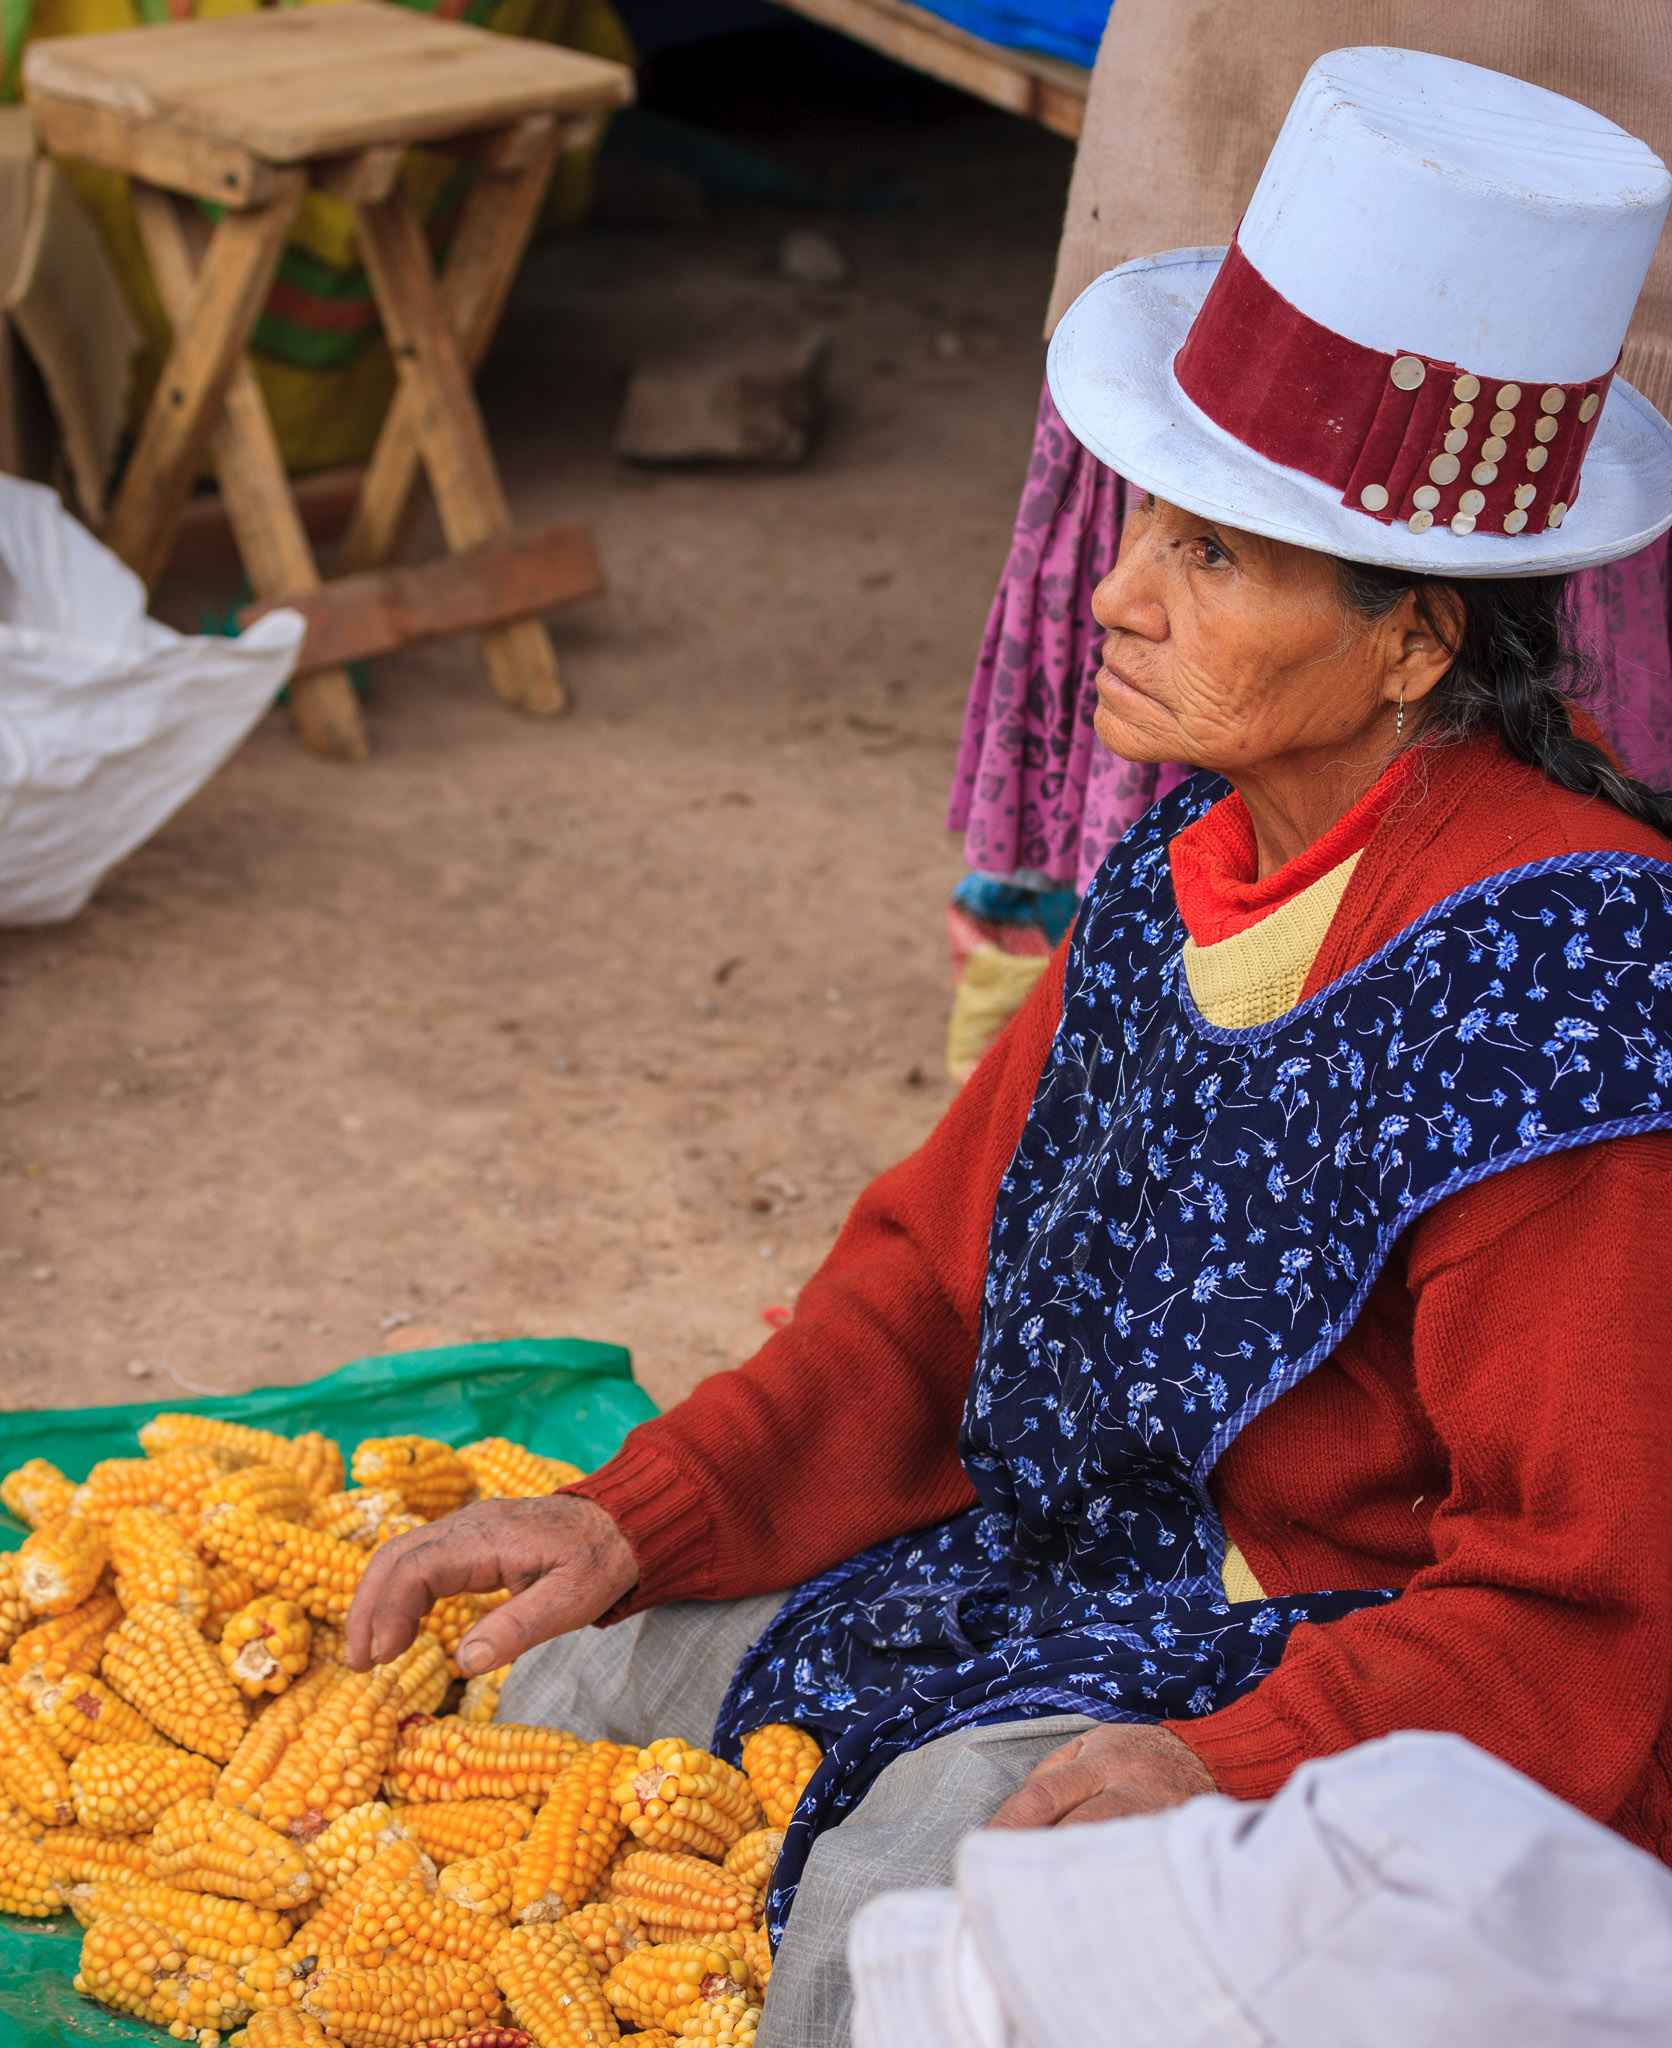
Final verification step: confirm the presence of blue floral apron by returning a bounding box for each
[713,774,1672,1941]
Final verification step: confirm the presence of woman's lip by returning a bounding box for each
[1097,663,1151,703]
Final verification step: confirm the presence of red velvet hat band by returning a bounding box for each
[1172,239,1614,539]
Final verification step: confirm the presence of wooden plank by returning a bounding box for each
[766,0,1087,138]
[26,94,272,208]
[313,144,404,208]
[351,181,565,716]
[336,120,564,578]
[133,185,366,760]
[102,171,304,588]
[167,465,367,573]
[24,3,633,165]
[238,520,601,672]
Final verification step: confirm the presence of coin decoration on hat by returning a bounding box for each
[1047,46,1672,575]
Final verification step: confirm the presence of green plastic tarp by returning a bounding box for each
[0,1338,658,2044]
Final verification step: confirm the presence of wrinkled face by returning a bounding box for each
[1090,497,1405,773]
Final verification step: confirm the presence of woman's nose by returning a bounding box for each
[1091,556,1168,642]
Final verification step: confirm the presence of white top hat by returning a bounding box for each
[848,1732,1672,2048]
[1047,47,1672,574]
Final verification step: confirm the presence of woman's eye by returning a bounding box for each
[1194,536,1229,568]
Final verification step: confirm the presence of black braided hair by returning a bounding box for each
[1333,559,1672,839]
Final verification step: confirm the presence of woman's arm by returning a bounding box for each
[1169,1132,1672,1835]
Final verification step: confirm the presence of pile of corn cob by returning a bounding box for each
[0,1417,825,2048]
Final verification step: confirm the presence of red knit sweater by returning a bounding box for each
[573,733,1672,1859]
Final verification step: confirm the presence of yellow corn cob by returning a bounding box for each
[18,1516,108,1616]
[251,1664,404,1839]
[457,1440,585,1502]
[70,1447,234,1526]
[33,1672,164,1757]
[611,1743,764,1861]
[609,1851,758,1940]
[678,1992,761,2046]
[38,1824,155,1881]
[351,1437,477,1520]
[589,1838,640,1905]
[308,1490,408,1548]
[8,1589,124,1703]
[204,1561,264,1642]
[738,1928,771,1991]
[233,2012,330,2047]
[340,1859,503,1969]
[74,1907,252,2034]
[0,1679,76,1824]
[601,1940,752,2034]
[197,1464,315,1531]
[513,1743,629,1924]
[138,1417,346,1501]
[561,1900,647,1977]
[0,1553,31,1659]
[303,1957,502,2047]
[393,1633,452,1716]
[67,1877,295,1967]
[369,1509,427,1552]
[401,1799,537,1865]
[148,1796,316,1911]
[307,1620,348,1668]
[437,1846,520,1922]
[199,1506,367,1625]
[289,1839,432,1969]
[2,1458,75,1529]
[458,1666,512,1725]
[493,1921,619,2048]
[623,2034,678,2048]
[68,1741,220,1834]
[217,1663,340,1813]
[109,1506,211,1625]
[235,1946,315,2014]
[720,1830,782,1897]
[0,1818,65,1915]
[102,1600,250,1761]
[220,1598,313,1698]
[738,1725,822,1831]
[421,1591,490,1675]
[386,1721,585,1806]
[305,1800,413,1902]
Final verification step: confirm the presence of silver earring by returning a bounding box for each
[1396,684,1406,740]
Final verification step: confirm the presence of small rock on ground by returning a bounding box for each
[615,334,829,465]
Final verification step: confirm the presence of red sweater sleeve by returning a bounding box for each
[570,943,1068,1616]
[1172,1132,1672,1830]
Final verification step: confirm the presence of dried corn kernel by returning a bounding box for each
[2,1458,75,1529]
[67,1877,294,1967]
[148,1797,315,1911]
[302,1956,501,2047]
[102,1600,249,1761]
[0,1679,76,1825]
[458,1665,511,1725]
[38,1825,154,1881]
[288,1839,431,1971]
[138,1418,345,1501]
[611,1743,763,1862]
[74,1907,251,2033]
[250,1663,403,1839]
[0,1553,30,1659]
[610,1850,758,1940]
[34,1672,164,1757]
[738,1927,771,1991]
[340,1858,502,1970]
[457,1441,584,1502]
[386,1721,584,1806]
[217,1663,340,1812]
[561,1900,647,1977]
[678,1992,761,2045]
[308,1491,408,1548]
[0,1818,65,1915]
[220,1598,313,1697]
[493,1920,619,2047]
[203,1561,263,1642]
[401,1799,536,1865]
[8,1590,123,1703]
[68,1742,220,1834]
[233,2013,330,2047]
[393,1633,451,1716]
[513,1743,628,1923]
[196,1466,314,1533]
[404,2033,535,2048]
[602,1940,751,2034]
[110,1506,211,1624]
[305,1800,412,1902]
[738,1725,822,1831]
[18,1516,108,1616]
[351,1438,476,1520]
[420,1590,490,1675]
[71,1448,233,1526]
[721,1830,782,1897]
[199,1507,366,1625]
[437,1847,520,1922]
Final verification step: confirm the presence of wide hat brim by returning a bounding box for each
[1048,247,1672,576]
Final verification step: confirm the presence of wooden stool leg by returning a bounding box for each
[336,118,568,580]
[132,189,367,762]
[103,172,305,592]
[352,180,566,719]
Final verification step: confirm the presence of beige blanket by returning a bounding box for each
[1047,1,1672,421]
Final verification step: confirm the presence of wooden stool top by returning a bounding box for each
[25,2,632,173]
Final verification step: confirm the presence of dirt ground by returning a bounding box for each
[0,53,1074,1422]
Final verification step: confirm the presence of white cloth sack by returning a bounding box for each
[0,475,303,924]
[849,1731,1672,2048]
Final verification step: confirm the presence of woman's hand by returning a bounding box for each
[344,1493,639,1676]
[986,1724,1215,1829]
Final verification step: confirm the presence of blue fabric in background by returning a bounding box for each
[917,0,1106,68]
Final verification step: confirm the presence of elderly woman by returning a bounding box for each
[350,49,1672,2048]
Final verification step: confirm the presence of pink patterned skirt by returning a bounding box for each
[948,382,1672,894]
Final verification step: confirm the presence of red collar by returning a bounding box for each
[1169,753,1415,949]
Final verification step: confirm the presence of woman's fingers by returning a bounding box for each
[454,1498,639,1674]
[986,1725,1216,1830]
[985,1735,1092,1829]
